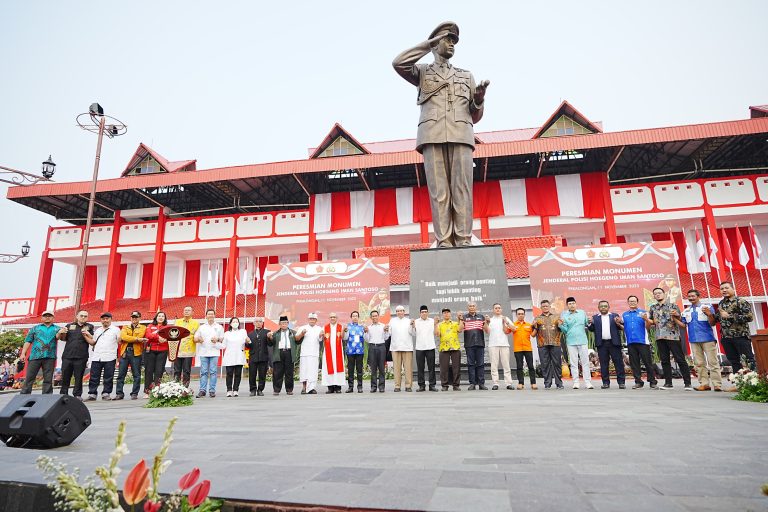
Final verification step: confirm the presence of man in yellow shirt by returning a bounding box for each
[512,307,537,390]
[116,310,147,400]
[174,306,200,390]
[436,308,464,391]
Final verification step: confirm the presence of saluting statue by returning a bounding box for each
[393,22,489,247]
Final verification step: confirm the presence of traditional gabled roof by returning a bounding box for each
[121,143,196,177]
[750,105,768,118]
[532,100,603,139]
[308,123,370,159]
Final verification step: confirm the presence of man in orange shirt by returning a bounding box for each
[512,308,537,390]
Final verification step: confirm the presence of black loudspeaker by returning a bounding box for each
[0,394,91,449]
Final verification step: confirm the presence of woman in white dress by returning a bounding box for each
[221,317,248,397]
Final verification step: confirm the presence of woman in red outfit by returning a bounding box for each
[144,311,169,398]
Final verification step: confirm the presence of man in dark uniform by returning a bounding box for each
[57,310,95,400]
[246,317,270,396]
[393,22,489,247]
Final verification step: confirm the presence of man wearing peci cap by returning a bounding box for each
[393,22,489,247]
[412,305,438,392]
[295,312,324,395]
[20,311,59,394]
[116,310,147,400]
[87,312,122,401]
[267,315,299,395]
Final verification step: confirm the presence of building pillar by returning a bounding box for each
[601,172,618,243]
[480,218,490,240]
[225,237,239,312]
[32,227,54,316]
[364,226,373,247]
[308,195,318,261]
[103,211,123,312]
[540,216,551,236]
[149,209,167,312]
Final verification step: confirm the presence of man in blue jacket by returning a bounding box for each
[588,300,626,389]
[621,295,658,389]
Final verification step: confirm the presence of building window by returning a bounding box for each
[318,137,363,158]
[128,156,165,175]
[540,115,594,138]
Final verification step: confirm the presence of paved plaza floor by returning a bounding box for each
[0,379,767,511]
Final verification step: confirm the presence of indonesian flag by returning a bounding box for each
[749,224,763,266]
[695,229,708,270]
[736,228,750,267]
[707,227,719,270]
[720,228,733,269]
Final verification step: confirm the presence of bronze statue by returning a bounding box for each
[393,22,489,247]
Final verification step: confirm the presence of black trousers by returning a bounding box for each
[88,360,116,396]
[368,344,387,390]
[225,365,243,391]
[439,350,461,387]
[173,357,193,387]
[116,349,142,397]
[656,338,691,386]
[628,344,656,385]
[722,336,756,372]
[60,357,87,397]
[538,345,563,388]
[347,354,364,388]
[273,350,294,393]
[514,351,536,385]
[597,343,625,385]
[466,346,485,385]
[249,361,268,392]
[416,349,436,388]
[144,350,168,393]
[22,358,55,394]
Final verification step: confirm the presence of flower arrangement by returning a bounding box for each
[37,417,223,512]
[146,381,194,408]
[728,369,768,403]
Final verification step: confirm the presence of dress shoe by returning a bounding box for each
[632,383,644,389]
[442,386,449,391]
[649,384,658,390]
[453,386,461,391]
[556,386,564,390]
[371,388,378,393]
[334,389,342,393]
[492,385,499,390]
[379,388,385,393]
[250,391,257,396]
[506,385,514,390]
[345,387,354,393]
[618,384,626,389]
[468,385,476,390]
[429,386,438,392]
[601,384,610,389]
[417,386,426,392]
[695,385,711,391]
[273,392,280,396]
[405,388,412,392]
[394,388,401,392]
[114,394,124,400]
[131,395,138,400]
[478,385,488,390]
[257,391,264,396]
[357,386,363,393]
[713,386,723,392]
[308,389,317,394]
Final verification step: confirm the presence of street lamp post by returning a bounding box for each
[0,242,31,264]
[0,155,56,186]
[72,103,126,312]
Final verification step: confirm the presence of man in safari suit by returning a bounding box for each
[393,21,489,247]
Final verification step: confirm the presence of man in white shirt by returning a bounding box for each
[194,309,224,397]
[485,303,515,390]
[295,312,324,395]
[366,310,390,392]
[389,305,414,392]
[412,305,438,392]
[87,312,121,400]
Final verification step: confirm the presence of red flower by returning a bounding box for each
[143,501,162,512]
[178,467,200,491]
[187,479,211,507]
[123,459,150,505]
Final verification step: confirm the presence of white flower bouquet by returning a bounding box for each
[146,381,194,408]
[729,368,768,403]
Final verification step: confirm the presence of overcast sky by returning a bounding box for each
[1,0,766,299]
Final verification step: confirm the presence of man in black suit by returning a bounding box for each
[588,300,626,389]
[246,317,270,396]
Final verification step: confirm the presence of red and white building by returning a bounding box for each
[3,101,768,328]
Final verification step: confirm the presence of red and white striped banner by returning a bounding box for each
[313,173,606,233]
